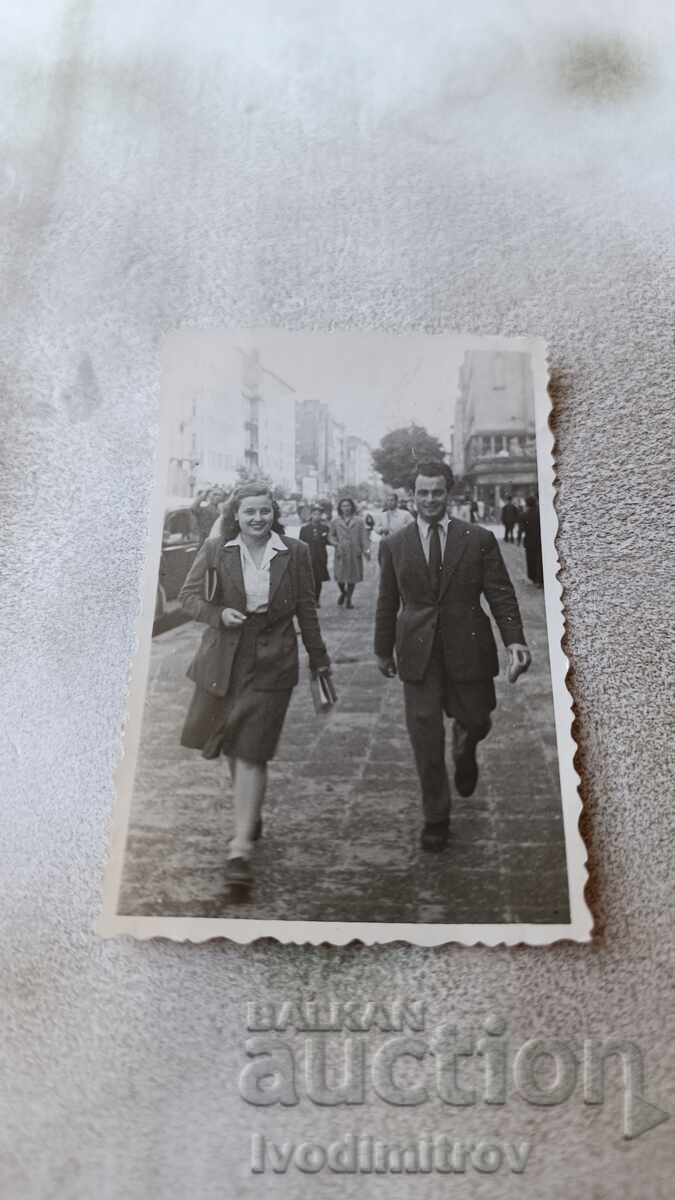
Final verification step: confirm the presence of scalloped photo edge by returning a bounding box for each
[98,331,591,945]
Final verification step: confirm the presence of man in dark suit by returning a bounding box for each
[374,462,531,851]
[501,495,518,542]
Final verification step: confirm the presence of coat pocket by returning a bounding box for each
[186,625,239,696]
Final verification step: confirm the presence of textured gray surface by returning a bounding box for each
[1,2,674,1196]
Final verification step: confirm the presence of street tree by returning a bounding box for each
[372,424,446,488]
[235,464,286,500]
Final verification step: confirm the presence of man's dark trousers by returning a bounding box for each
[374,518,525,827]
[403,631,495,823]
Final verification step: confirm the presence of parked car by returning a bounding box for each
[153,499,201,635]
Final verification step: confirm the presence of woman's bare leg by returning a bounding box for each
[228,757,267,861]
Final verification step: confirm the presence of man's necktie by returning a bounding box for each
[428,520,442,596]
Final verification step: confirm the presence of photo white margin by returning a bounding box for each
[98,331,592,946]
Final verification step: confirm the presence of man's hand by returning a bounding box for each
[506,643,531,683]
[220,608,247,628]
[376,655,397,678]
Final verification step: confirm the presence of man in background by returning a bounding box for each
[376,492,414,564]
[501,495,518,542]
[191,489,223,545]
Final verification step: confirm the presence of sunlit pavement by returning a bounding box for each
[117,534,569,924]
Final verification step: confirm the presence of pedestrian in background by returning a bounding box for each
[522,495,543,586]
[191,489,222,545]
[329,497,370,608]
[178,483,332,895]
[206,490,230,539]
[299,504,330,605]
[377,493,414,565]
[515,500,526,546]
[501,495,518,543]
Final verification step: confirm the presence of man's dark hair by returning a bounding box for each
[410,461,454,492]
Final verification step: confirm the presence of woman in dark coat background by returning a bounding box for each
[178,483,332,894]
[299,504,330,605]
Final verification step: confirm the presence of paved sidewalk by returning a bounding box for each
[118,537,570,924]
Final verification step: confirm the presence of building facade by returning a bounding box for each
[295,398,346,497]
[167,347,296,499]
[344,435,373,488]
[239,349,296,492]
[452,350,538,510]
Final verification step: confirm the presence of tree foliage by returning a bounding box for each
[371,424,446,488]
[337,480,382,503]
[235,464,286,500]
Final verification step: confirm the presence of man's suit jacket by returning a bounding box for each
[374,518,525,683]
[179,535,330,696]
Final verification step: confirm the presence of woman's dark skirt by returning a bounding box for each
[181,613,292,765]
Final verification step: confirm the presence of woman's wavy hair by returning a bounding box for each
[337,496,357,517]
[220,482,285,541]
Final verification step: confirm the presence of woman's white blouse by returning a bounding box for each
[224,531,288,613]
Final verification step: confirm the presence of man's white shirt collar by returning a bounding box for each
[417,513,450,539]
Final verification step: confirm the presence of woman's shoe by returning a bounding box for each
[337,593,345,606]
[252,817,263,841]
[346,600,354,609]
[225,856,253,899]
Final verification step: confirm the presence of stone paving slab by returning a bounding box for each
[117,539,570,925]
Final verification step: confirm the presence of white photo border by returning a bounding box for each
[98,332,592,945]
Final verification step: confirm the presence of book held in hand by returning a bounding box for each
[310,670,338,714]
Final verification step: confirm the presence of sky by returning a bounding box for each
[165,331,468,451]
[243,332,466,448]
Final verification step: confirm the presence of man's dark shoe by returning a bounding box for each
[453,722,479,797]
[421,821,450,852]
[225,856,253,894]
[454,744,478,797]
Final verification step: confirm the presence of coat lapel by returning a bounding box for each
[406,522,435,601]
[220,545,247,613]
[439,520,470,599]
[268,547,290,607]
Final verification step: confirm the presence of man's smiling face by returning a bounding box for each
[414,474,448,523]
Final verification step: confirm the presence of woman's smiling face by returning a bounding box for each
[237,494,275,541]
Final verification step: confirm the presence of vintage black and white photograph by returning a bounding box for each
[100,331,588,943]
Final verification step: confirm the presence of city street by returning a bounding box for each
[117,534,570,925]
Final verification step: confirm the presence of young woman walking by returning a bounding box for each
[178,483,332,896]
[329,497,370,609]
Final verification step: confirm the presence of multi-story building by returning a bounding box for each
[240,349,296,492]
[344,435,373,488]
[295,398,347,496]
[452,350,538,509]
[168,347,296,498]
